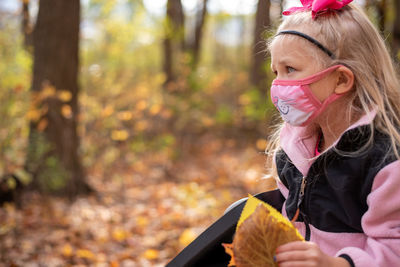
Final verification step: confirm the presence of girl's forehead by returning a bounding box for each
[271,35,311,52]
[270,36,315,61]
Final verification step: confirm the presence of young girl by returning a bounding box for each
[268,1,400,266]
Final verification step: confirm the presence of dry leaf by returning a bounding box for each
[61,104,72,119]
[111,130,129,141]
[143,249,159,260]
[61,244,73,257]
[179,228,197,247]
[222,243,236,266]
[117,111,133,121]
[256,139,268,151]
[226,196,304,267]
[76,249,95,260]
[58,90,72,102]
[112,228,127,242]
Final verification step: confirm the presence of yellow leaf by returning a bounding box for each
[6,178,16,190]
[179,229,197,247]
[143,249,159,260]
[112,228,127,242]
[136,216,149,227]
[61,105,72,119]
[26,109,41,121]
[256,139,268,151]
[40,84,56,99]
[62,244,73,257]
[58,90,72,102]
[136,100,148,111]
[14,169,32,185]
[237,195,298,233]
[150,104,162,115]
[111,130,129,141]
[228,195,304,267]
[117,111,132,121]
[76,249,95,260]
[101,105,114,117]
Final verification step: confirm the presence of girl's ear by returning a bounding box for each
[334,66,354,94]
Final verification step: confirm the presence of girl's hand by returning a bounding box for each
[275,241,351,267]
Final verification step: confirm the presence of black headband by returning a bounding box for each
[277,30,335,59]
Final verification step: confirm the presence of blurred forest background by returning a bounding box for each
[1,0,400,266]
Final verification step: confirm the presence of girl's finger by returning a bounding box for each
[276,241,311,253]
[275,250,310,262]
[278,261,316,267]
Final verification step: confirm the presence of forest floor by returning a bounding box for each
[0,133,276,267]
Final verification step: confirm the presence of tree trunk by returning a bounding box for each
[190,0,208,68]
[392,0,400,61]
[251,0,270,92]
[26,0,90,197]
[376,0,386,33]
[21,0,33,49]
[163,0,185,87]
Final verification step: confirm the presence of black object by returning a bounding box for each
[0,173,23,207]
[277,30,335,59]
[166,189,285,267]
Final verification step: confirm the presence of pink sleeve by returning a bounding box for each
[335,160,400,266]
[277,178,289,198]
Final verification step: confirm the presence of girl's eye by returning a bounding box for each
[287,66,296,73]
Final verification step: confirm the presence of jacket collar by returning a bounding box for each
[279,110,377,176]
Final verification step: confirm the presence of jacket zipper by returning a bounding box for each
[298,176,307,206]
[298,176,311,241]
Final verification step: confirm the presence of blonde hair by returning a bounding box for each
[266,4,400,176]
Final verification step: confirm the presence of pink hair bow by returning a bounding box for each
[283,0,353,19]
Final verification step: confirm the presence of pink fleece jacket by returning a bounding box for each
[277,111,400,266]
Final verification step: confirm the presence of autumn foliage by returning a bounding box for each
[0,0,276,265]
[224,196,304,267]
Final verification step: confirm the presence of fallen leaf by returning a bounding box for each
[58,90,72,102]
[136,100,148,111]
[112,228,127,242]
[61,104,72,119]
[111,130,129,141]
[62,244,73,257]
[76,249,95,260]
[178,228,197,247]
[226,196,304,267]
[222,243,235,266]
[150,104,162,115]
[256,139,267,151]
[117,111,132,121]
[143,249,159,260]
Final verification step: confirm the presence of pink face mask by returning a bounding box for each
[270,65,344,127]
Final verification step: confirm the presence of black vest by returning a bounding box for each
[276,126,397,234]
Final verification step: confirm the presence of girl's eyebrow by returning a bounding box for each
[277,57,293,65]
[271,58,292,68]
